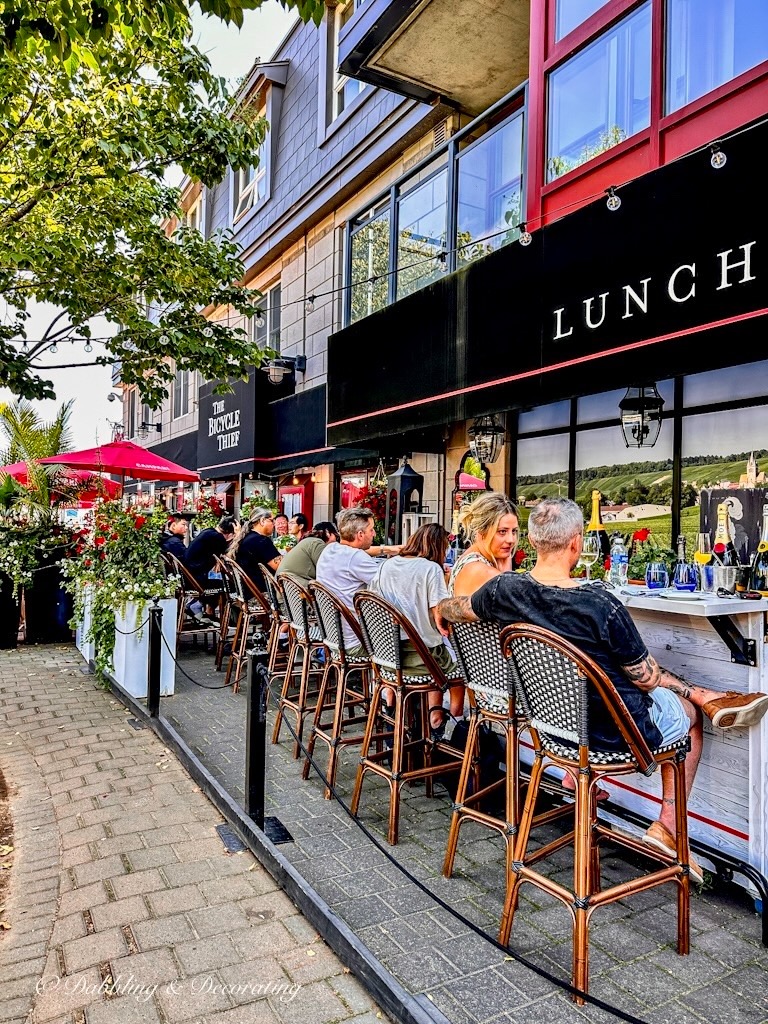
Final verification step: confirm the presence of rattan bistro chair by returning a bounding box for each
[260,565,292,681]
[304,581,375,798]
[499,623,692,1002]
[164,552,219,648]
[219,556,271,692]
[271,573,325,759]
[443,620,572,880]
[352,591,465,845]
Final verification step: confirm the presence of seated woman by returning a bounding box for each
[229,508,281,591]
[369,523,459,737]
[277,521,338,587]
[449,491,519,599]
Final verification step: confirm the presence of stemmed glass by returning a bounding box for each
[580,533,601,582]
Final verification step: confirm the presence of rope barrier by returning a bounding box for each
[160,629,234,690]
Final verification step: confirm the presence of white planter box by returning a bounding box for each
[74,586,95,668]
[112,598,177,698]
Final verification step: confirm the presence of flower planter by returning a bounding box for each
[111,598,177,698]
[74,585,95,667]
[24,558,74,645]
[0,573,21,649]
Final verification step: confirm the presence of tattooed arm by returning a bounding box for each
[435,595,479,637]
[621,653,662,693]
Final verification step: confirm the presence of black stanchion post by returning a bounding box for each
[244,650,267,828]
[147,597,162,718]
[244,633,292,844]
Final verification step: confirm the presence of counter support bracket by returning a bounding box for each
[709,616,757,666]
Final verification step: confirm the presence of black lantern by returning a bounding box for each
[468,414,505,464]
[619,385,664,448]
[383,457,424,545]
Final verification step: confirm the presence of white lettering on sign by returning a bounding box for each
[551,240,757,341]
[217,431,241,451]
[208,410,241,437]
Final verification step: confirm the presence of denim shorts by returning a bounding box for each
[648,687,690,746]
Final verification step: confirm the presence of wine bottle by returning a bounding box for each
[584,488,611,561]
[748,503,768,596]
[673,534,696,591]
[712,502,739,567]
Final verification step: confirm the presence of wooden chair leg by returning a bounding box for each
[570,766,592,1003]
[302,659,334,783]
[442,711,481,878]
[499,751,546,947]
[324,663,348,797]
[271,638,299,746]
[673,752,691,955]
[350,678,382,818]
[224,607,244,689]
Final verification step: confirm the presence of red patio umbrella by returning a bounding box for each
[38,439,200,484]
[0,461,122,498]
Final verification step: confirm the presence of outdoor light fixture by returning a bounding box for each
[107,391,123,403]
[619,384,665,448]
[137,420,162,439]
[261,354,307,385]
[468,414,505,464]
[606,186,622,211]
[518,223,533,246]
[710,142,727,169]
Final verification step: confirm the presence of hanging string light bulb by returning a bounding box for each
[49,341,58,354]
[606,186,622,212]
[203,326,213,338]
[255,310,265,328]
[518,222,533,246]
[710,142,727,169]
[84,339,93,353]
[305,295,316,314]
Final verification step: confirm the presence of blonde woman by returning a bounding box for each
[449,492,519,598]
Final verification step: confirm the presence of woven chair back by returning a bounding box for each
[279,573,314,643]
[451,620,510,714]
[500,623,656,775]
[309,581,366,661]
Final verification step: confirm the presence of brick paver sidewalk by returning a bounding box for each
[0,644,389,1024]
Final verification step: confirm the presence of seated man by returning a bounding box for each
[436,497,768,882]
[185,515,237,620]
[160,513,188,563]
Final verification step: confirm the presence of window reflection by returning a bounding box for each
[578,380,673,425]
[456,114,524,268]
[684,359,768,407]
[516,434,570,501]
[547,2,651,182]
[666,0,768,114]
[350,209,390,324]
[556,0,606,41]
[576,423,674,547]
[518,400,571,433]
[396,172,447,299]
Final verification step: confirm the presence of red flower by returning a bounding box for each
[94,536,105,547]
[632,528,650,542]
[513,548,527,568]
[134,516,146,528]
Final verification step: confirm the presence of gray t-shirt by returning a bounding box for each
[370,556,449,648]
[316,542,379,646]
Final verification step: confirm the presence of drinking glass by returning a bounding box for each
[645,562,669,590]
[673,562,698,592]
[580,534,601,581]
[694,533,715,592]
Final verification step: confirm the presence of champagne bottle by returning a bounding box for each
[712,502,739,567]
[748,503,768,596]
[584,488,611,561]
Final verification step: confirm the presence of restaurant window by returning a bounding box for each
[339,471,367,508]
[396,170,448,299]
[547,1,651,182]
[518,399,572,433]
[172,367,189,419]
[251,283,281,354]
[329,0,365,124]
[516,434,571,504]
[578,380,674,425]
[684,358,768,409]
[555,0,607,41]
[456,111,524,269]
[666,0,768,115]
[232,111,267,222]
[126,389,136,439]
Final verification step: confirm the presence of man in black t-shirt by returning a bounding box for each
[233,508,281,591]
[186,516,237,588]
[436,498,768,881]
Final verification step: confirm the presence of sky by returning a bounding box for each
[0,1,296,451]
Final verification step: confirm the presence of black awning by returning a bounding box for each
[147,430,197,470]
[253,446,379,475]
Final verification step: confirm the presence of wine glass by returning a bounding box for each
[694,532,715,592]
[580,533,601,582]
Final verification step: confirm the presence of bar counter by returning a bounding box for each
[607,587,768,905]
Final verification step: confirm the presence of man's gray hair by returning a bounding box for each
[527,498,584,553]
[336,506,374,542]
